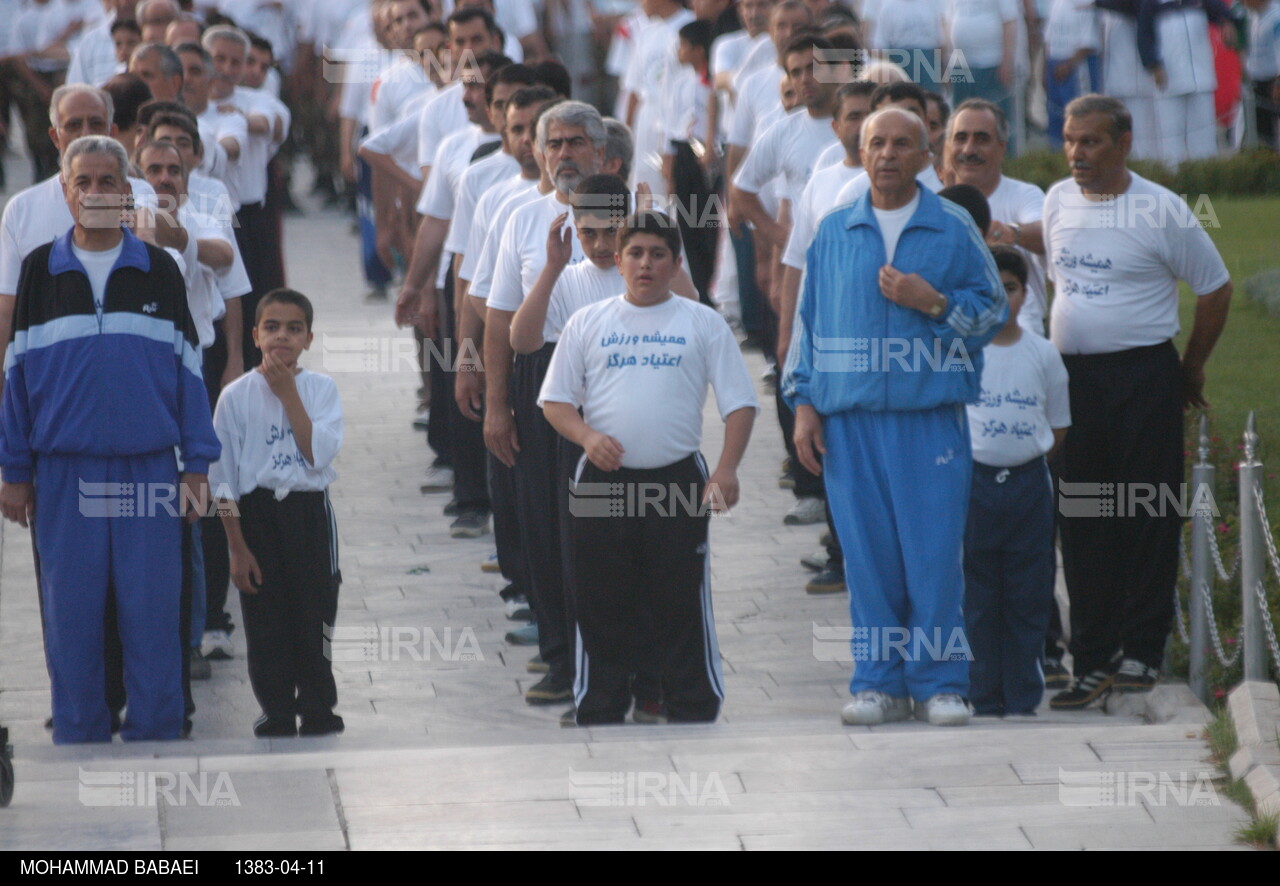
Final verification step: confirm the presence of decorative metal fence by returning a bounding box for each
[1175,413,1280,704]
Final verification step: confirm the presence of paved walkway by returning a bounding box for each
[0,169,1253,850]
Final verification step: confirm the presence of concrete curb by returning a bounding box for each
[1227,681,1280,848]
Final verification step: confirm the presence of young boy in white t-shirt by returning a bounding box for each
[211,289,345,738]
[964,247,1071,717]
[539,211,758,726]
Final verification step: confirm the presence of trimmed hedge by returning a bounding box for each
[1002,149,1280,195]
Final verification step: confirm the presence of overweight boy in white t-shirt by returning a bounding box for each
[964,247,1070,716]
[539,211,758,726]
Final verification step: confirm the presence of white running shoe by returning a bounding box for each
[841,691,912,725]
[419,465,455,493]
[201,630,234,661]
[784,496,825,525]
[914,694,971,727]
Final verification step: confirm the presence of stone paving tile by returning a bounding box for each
[0,174,1254,851]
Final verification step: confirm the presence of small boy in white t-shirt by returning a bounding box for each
[964,247,1071,717]
[539,211,758,726]
[211,289,345,738]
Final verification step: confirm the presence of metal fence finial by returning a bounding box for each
[1243,411,1259,465]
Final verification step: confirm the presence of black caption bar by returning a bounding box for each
[12,852,365,877]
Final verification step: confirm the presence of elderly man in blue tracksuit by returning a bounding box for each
[783,108,1007,728]
[0,136,220,744]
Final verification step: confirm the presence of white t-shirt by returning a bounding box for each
[1044,173,1230,355]
[197,104,251,208]
[538,294,759,469]
[865,0,945,50]
[727,64,784,150]
[0,174,158,295]
[968,331,1071,467]
[948,0,1019,69]
[417,126,500,219]
[782,161,863,270]
[189,173,253,315]
[445,150,521,257]
[733,109,839,204]
[488,191,585,313]
[210,369,343,501]
[223,86,291,207]
[369,54,433,133]
[65,15,116,86]
[70,240,123,311]
[543,262,624,343]
[872,192,921,263]
[173,200,236,350]
[360,108,426,180]
[814,141,846,172]
[417,81,467,171]
[985,175,1049,336]
[461,178,539,289]
[1045,0,1100,60]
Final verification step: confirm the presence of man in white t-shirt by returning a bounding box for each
[68,0,137,86]
[1044,95,1232,709]
[947,0,1018,136]
[484,101,609,708]
[945,98,1049,336]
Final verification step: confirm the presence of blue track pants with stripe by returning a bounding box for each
[35,451,184,743]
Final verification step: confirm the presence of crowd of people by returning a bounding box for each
[0,0,1261,740]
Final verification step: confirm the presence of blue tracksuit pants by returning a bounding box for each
[823,407,972,701]
[963,458,1056,715]
[34,451,185,743]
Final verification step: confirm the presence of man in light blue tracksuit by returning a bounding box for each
[783,108,1007,728]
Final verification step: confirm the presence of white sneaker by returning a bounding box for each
[412,408,430,430]
[201,630,233,661]
[914,694,971,727]
[784,496,825,525]
[419,465,454,493]
[841,691,912,725]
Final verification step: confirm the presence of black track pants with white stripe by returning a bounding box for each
[237,487,342,720]
[571,454,723,725]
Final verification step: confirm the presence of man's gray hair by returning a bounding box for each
[61,135,130,183]
[863,106,929,150]
[131,42,184,78]
[1065,93,1132,140]
[602,118,633,184]
[202,24,250,54]
[49,84,114,131]
[948,98,1010,145]
[536,100,607,152]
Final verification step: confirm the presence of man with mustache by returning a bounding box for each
[944,99,1049,339]
[484,100,609,708]
[1043,94,1232,709]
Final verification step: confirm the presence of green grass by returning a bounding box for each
[1202,710,1279,848]
[1175,196,1280,508]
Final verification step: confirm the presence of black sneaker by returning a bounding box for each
[526,654,549,674]
[805,567,846,595]
[442,498,461,517]
[253,714,298,738]
[1112,658,1159,693]
[1043,657,1072,690]
[189,650,212,681]
[559,707,580,728]
[525,675,573,705]
[1049,668,1115,710]
[450,511,490,539]
[299,713,345,736]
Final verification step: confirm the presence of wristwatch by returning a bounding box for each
[927,294,948,318]
[1009,222,1022,246]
